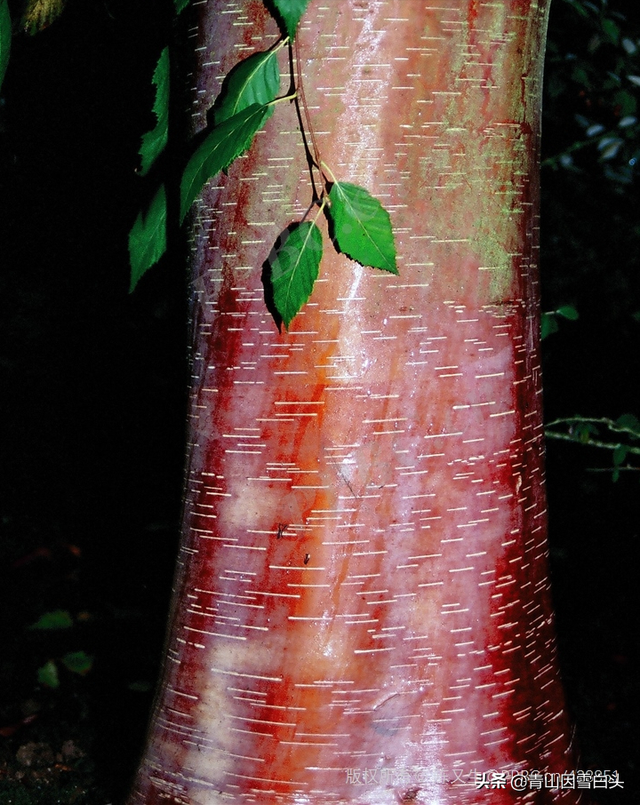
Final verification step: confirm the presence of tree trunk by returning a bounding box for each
[127,1,581,802]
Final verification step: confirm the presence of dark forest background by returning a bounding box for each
[0,0,638,802]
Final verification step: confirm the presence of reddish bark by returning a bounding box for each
[127,1,582,802]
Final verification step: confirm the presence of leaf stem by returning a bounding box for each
[319,159,337,190]
[269,91,298,106]
[313,195,328,222]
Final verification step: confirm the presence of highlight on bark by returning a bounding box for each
[126,1,584,803]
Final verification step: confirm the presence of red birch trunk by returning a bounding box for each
[127,1,582,802]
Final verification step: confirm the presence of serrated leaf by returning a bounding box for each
[61,651,93,676]
[37,660,59,689]
[556,304,578,320]
[180,103,269,222]
[269,0,311,39]
[0,0,9,94]
[21,0,67,34]
[270,222,322,328]
[213,49,280,126]
[139,47,169,176]
[129,184,167,293]
[28,610,73,630]
[174,0,189,12]
[328,182,397,274]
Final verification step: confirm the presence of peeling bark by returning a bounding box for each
[127,2,582,803]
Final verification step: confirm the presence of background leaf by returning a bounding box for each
[328,181,397,273]
[61,651,93,675]
[613,444,628,466]
[213,49,280,126]
[270,222,322,328]
[616,413,640,435]
[541,312,559,339]
[174,0,190,12]
[37,660,59,688]
[28,610,73,630]
[129,184,167,293]
[139,47,169,176]
[21,0,67,35]
[269,0,311,39]
[557,304,579,320]
[180,103,269,222]
[0,0,10,93]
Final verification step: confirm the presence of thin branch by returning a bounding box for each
[294,36,322,171]
[545,415,640,441]
[544,430,640,456]
[288,40,320,201]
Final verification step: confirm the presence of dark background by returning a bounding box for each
[0,0,638,802]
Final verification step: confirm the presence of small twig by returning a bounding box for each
[545,430,640,457]
[541,134,606,168]
[545,415,640,440]
[585,466,640,473]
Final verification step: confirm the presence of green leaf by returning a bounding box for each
[61,651,93,676]
[601,18,620,46]
[556,304,579,320]
[174,0,190,12]
[213,49,280,126]
[328,182,397,273]
[129,184,167,293]
[563,0,589,18]
[541,312,558,340]
[270,222,323,328]
[269,0,311,39]
[180,103,269,222]
[612,444,627,466]
[37,660,59,689]
[0,0,10,93]
[541,313,558,339]
[612,90,637,117]
[616,413,640,435]
[139,47,169,176]
[574,421,599,443]
[571,66,591,90]
[28,610,73,631]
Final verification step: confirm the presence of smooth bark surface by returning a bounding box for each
[127,1,581,802]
